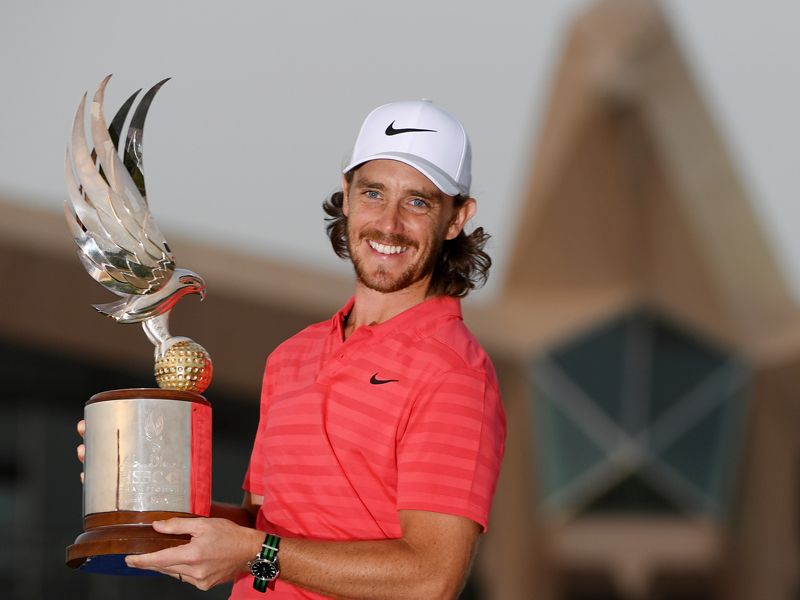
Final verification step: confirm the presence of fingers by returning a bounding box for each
[125,545,191,570]
[77,420,86,483]
[125,518,203,570]
[126,557,191,586]
[162,569,193,587]
[175,572,195,586]
[151,517,203,536]
[125,519,249,591]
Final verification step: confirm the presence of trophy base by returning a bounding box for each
[66,511,196,575]
[68,388,212,576]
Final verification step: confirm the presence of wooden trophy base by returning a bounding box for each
[69,388,212,576]
[67,511,196,575]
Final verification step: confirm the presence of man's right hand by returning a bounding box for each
[77,419,85,483]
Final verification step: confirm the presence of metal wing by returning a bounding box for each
[64,75,174,297]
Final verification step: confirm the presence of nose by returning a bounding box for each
[375,200,403,234]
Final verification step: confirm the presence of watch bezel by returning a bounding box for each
[249,557,280,582]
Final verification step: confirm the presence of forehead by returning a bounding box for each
[351,159,442,195]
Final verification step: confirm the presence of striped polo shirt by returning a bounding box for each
[232,295,506,598]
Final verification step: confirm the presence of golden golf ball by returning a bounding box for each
[155,340,213,393]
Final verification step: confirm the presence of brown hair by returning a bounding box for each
[322,171,492,298]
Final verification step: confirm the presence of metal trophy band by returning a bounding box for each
[64,75,213,575]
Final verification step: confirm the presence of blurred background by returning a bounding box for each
[1,0,799,598]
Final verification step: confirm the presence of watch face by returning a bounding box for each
[250,559,279,581]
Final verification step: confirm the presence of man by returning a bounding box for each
[116,99,506,598]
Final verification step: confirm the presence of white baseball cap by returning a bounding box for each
[343,99,472,197]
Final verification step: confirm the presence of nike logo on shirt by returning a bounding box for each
[370,373,399,385]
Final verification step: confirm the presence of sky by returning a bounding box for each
[0,0,798,304]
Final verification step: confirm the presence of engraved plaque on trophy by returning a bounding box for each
[63,76,213,575]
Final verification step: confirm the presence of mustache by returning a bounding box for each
[358,229,417,249]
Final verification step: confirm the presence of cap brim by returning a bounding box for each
[343,152,466,197]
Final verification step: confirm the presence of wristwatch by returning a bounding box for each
[249,533,281,593]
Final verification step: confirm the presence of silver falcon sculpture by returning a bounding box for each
[64,75,212,393]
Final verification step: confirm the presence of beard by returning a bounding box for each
[347,227,443,294]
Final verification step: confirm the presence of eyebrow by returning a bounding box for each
[355,179,386,191]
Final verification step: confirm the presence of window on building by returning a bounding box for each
[532,310,749,517]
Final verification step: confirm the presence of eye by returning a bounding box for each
[365,190,380,200]
[407,198,431,212]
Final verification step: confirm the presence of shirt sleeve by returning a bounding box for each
[395,366,506,531]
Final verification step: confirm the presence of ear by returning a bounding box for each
[445,197,477,240]
[341,175,351,217]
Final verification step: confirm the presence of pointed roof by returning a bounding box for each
[490,0,796,351]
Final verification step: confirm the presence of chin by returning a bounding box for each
[357,266,427,294]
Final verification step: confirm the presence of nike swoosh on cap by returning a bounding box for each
[385,121,437,136]
[370,373,399,385]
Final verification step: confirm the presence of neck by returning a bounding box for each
[344,277,432,339]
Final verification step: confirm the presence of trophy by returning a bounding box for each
[64,75,213,575]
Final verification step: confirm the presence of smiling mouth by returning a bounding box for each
[368,240,408,255]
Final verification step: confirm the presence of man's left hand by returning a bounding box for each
[125,517,264,590]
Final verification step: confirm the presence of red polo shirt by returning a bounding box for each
[231,295,506,599]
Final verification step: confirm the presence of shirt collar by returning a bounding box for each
[332,295,462,341]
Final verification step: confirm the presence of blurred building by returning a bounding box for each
[473,1,800,599]
[0,1,797,599]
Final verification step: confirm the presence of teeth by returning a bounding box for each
[368,240,407,255]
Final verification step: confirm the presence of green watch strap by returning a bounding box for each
[252,533,281,593]
[254,577,269,593]
[260,534,281,561]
